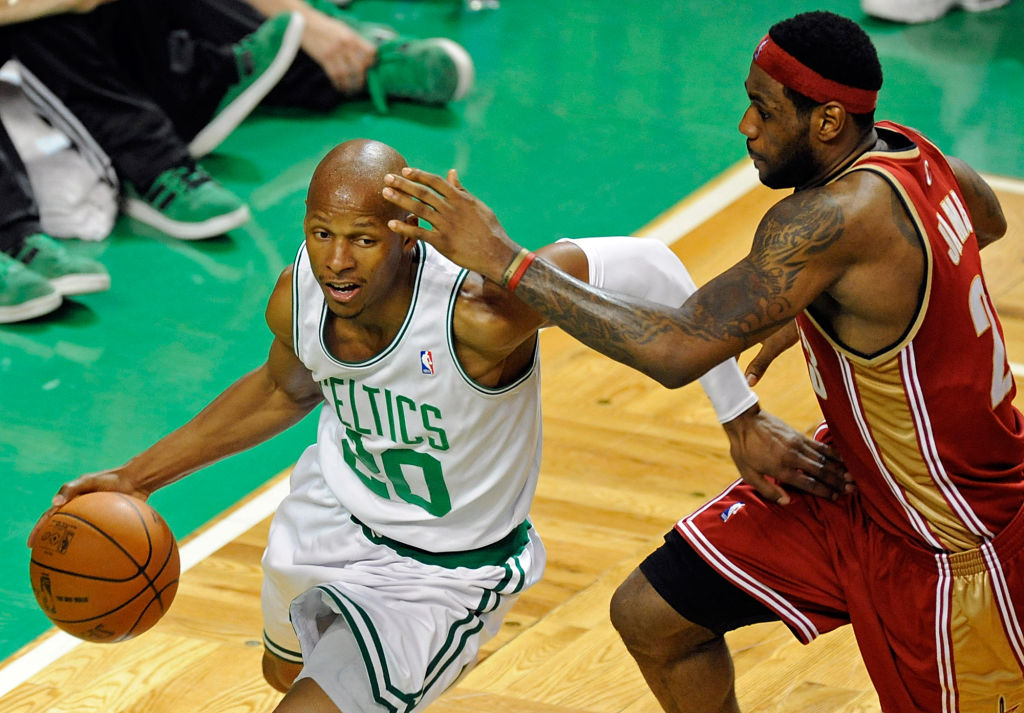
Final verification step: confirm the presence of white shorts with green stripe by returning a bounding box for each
[261,447,545,713]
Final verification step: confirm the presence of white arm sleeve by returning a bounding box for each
[559,237,758,423]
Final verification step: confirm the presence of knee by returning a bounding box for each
[609,570,650,644]
[262,650,302,693]
[610,569,675,652]
[610,568,719,660]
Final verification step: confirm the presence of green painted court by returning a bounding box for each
[2,0,1023,664]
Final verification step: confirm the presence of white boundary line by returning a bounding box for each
[0,478,289,698]
[983,173,1024,196]
[2,166,1022,700]
[635,162,761,245]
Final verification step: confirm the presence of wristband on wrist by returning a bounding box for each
[501,248,536,292]
[698,360,759,424]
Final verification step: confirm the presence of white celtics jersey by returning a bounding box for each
[291,241,543,552]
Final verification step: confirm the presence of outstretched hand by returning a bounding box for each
[27,470,149,548]
[722,405,850,505]
[383,168,521,283]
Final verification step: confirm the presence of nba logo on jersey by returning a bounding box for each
[721,502,745,523]
[420,350,435,375]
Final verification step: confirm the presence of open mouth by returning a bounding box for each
[324,280,361,303]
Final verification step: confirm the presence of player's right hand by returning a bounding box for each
[27,471,149,548]
[722,404,851,505]
[383,167,520,286]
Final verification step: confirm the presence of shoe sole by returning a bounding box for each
[435,38,475,101]
[188,12,306,158]
[861,0,955,21]
[961,0,1010,9]
[0,290,62,323]
[123,198,252,240]
[50,273,111,296]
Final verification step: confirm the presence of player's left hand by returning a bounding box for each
[745,320,800,386]
[383,168,520,284]
[722,404,850,505]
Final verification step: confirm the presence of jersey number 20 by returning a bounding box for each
[343,428,452,516]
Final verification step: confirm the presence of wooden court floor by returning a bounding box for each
[2,177,1024,713]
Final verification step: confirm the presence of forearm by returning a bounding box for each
[562,237,756,419]
[241,0,295,16]
[380,168,768,386]
[512,255,736,388]
[0,0,95,24]
[117,365,318,493]
[242,0,320,21]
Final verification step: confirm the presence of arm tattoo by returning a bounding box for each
[514,259,681,374]
[509,191,846,385]
[737,190,845,329]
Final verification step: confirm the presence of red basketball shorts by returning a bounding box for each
[673,471,1024,712]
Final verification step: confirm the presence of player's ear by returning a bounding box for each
[400,213,419,249]
[815,102,845,141]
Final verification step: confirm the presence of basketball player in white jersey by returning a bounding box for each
[33,139,845,713]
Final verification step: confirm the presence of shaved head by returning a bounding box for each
[307,139,410,222]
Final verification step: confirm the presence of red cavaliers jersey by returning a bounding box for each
[795,121,1024,552]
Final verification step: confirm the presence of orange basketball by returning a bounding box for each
[29,492,180,643]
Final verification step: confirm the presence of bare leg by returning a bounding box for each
[262,650,304,693]
[273,677,341,713]
[264,652,341,713]
[610,568,740,713]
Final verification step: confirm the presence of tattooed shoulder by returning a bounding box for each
[754,189,846,262]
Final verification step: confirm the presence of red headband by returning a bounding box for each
[752,34,877,114]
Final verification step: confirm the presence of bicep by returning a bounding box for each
[687,194,848,344]
[264,337,321,408]
[263,266,321,409]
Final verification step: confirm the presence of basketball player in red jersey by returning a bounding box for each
[382,10,1024,712]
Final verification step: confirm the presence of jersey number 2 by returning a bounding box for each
[969,275,1013,409]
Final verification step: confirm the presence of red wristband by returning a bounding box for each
[506,251,536,292]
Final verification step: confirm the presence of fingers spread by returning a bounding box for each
[387,219,431,242]
[742,471,790,506]
[384,171,454,223]
[793,471,843,500]
[399,167,455,198]
[803,442,851,492]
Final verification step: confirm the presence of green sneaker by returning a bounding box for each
[13,233,110,296]
[188,11,305,158]
[301,1,472,111]
[0,252,62,323]
[122,164,252,240]
[366,37,475,113]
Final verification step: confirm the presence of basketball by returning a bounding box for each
[29,492,180,643]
